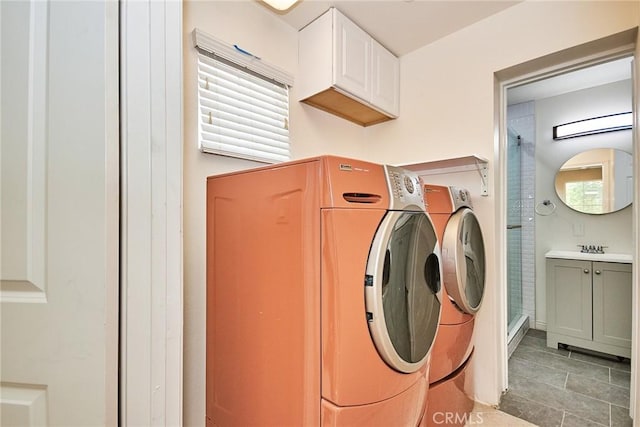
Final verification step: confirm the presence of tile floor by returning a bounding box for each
[466,402,537,426]
[499,329,632,427]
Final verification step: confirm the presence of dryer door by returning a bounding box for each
[442,207,486,314]
[365,209,442,373]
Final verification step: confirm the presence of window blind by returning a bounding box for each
[194,29,293,164]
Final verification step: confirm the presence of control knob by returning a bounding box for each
[403,176,415,194]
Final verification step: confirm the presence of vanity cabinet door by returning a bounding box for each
[546,259,592,341]
[592,262,632,348]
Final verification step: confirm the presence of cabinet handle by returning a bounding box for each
[584,269,590,274]
[595,270,601,275]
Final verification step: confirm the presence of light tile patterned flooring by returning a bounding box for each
[499,329,632,427]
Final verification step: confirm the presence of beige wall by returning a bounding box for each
[184,0,640,424]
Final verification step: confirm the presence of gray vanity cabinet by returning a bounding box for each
[546,257,632,358]
[546,259,592,341]
[592,262,633,349]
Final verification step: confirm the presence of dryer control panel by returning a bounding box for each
[384,165,425,211]
[450,186,473,210]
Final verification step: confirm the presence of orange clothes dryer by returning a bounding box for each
[206,156,442,427]
[421,184,486,427]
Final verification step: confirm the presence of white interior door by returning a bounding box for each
[0,1,119,425]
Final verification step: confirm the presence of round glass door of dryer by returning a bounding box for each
[364,209,442,373]
[442,207,486,314]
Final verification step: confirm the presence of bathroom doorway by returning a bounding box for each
[500,54,636,426]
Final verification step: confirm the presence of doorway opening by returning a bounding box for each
[498,47,636,426]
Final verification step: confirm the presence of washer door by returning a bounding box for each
[442,207,486,314]
[365,209,442,373]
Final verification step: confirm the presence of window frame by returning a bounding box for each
[193,29,294,164]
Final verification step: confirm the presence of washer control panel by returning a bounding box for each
[384,165,425,211]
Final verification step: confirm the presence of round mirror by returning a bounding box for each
[554,148,633,214]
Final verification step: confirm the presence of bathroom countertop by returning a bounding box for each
[545,250,632,264]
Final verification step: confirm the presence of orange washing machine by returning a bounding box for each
[420,185,486,427]
[206,156,443,426]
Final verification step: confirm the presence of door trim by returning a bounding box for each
[105,1,120,423]
[120,0,184,424]
[631,38,640,421]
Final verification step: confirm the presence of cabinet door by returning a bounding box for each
[593,262,632,348]
[333,9,370,100]
[546,259,592,340]
[371,39,399,117]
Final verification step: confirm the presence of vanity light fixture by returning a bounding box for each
[262,0,298,11]
[553,112,633,140]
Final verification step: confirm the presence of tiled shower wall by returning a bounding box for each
[507,102,536,328]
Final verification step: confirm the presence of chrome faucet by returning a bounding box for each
[578,244,607,254]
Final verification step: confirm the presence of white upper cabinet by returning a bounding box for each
[334,10,371,101]
[371,39,400,117]
[298,8,399,126]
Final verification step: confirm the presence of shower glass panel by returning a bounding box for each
[507,129,523,334]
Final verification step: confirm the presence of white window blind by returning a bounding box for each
[194,29,293,164]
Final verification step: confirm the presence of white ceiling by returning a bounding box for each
[507,57,633,105]
[265,0,520,57]
[264,0,633,103]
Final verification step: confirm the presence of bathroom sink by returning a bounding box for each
[545,250,632,264]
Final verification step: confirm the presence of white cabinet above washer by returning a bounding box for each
[298,8,399,126]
